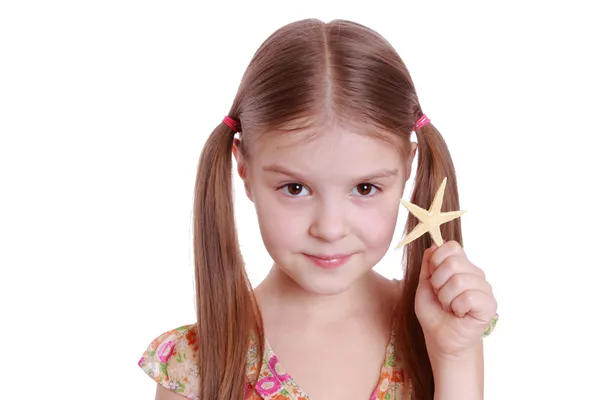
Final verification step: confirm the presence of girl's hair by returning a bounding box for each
[193,18,463,399]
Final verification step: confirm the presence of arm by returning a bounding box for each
[431,340,484,400]
[155,384,188,400]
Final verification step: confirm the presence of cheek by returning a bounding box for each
[355,201,399,249]
[254,196,306,252]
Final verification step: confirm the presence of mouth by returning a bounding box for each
[303,253,354,269]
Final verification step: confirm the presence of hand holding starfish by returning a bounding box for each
[396,176,498,360]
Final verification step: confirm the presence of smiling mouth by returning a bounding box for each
[303,253,354,269]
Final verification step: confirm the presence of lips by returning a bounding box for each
[304,253,353,269]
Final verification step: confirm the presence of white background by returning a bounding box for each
[1,1,598,399]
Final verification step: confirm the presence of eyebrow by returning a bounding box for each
[262,164,399,182]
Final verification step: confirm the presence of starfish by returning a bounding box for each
[395,177,466,248]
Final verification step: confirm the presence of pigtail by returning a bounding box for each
[395,120,463,400]
[192,121,263,399]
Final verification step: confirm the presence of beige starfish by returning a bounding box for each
[395,177,466,248]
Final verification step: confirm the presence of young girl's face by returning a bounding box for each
[236,122,416,295]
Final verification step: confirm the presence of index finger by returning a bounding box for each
[420,243,437,280]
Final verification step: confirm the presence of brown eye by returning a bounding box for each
[353,183,377,196]
[283,183,307,196]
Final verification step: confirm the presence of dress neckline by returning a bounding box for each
[247,278,404,399]
[250,329,397,399]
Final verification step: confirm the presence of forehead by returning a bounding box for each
[250,123,406,178]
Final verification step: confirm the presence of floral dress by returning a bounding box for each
[138,324,410,400]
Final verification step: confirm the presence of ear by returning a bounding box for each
[232,138,244,176]
[232,138,253,201]
[405,141,418,181]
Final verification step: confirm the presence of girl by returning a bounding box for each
[138,18,498,400]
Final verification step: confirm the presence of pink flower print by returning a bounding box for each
[255,376,282,396]
[157,340,176,363]
[268,355,291,382]
[138,357,145,368]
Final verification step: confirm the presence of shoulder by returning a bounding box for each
[138,324,199,399]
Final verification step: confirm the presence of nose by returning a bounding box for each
[308,200,350,242]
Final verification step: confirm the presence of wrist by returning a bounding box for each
[429,342,481,369]
[429,342,484,400]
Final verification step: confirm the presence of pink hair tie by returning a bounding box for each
[222,116,241,133]
[414,114,431,131]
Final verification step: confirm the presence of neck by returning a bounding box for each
[254,265,392,330]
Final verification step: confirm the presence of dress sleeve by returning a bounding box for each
[138,324,200,400]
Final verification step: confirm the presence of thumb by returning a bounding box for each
[420,243,436,281]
